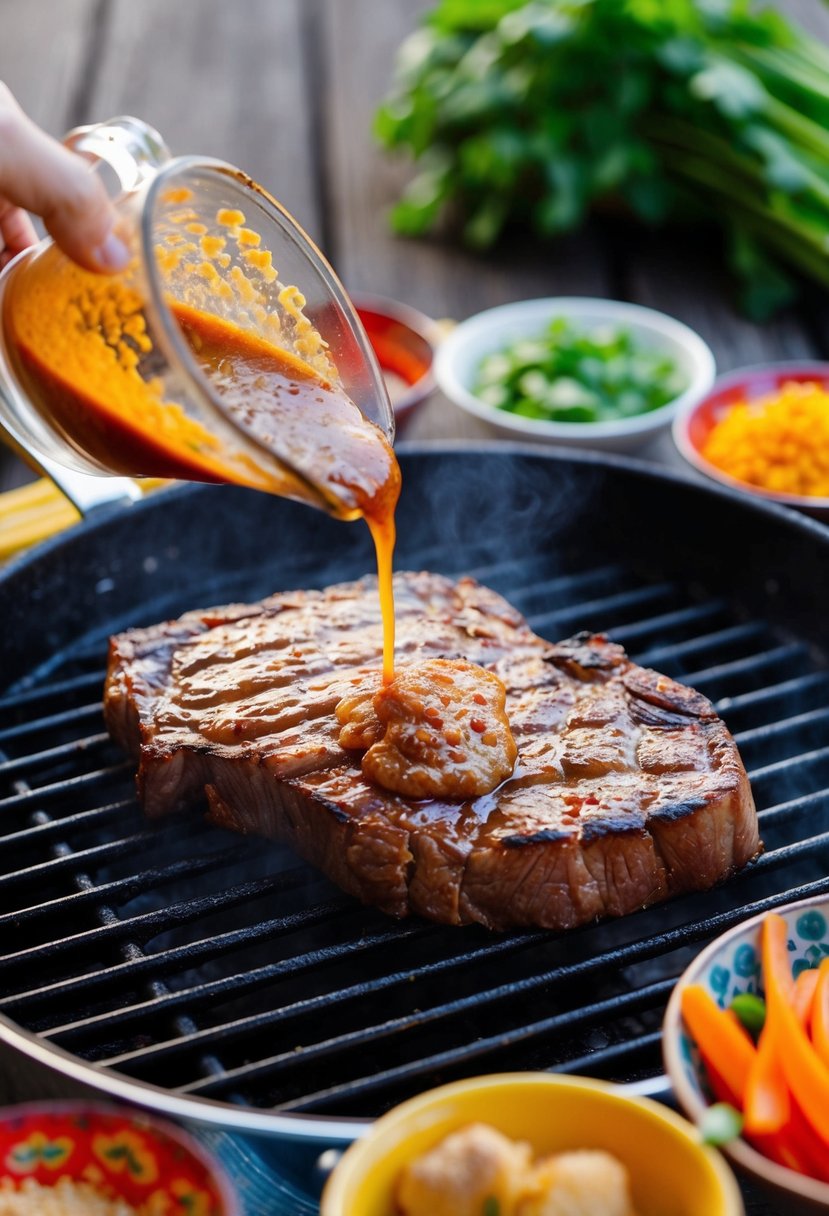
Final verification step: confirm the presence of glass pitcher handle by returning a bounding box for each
[30,116,173,513]
[62,116,171,193]
[35,456,144,516]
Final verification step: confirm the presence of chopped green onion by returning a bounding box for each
[473,318,686,424]
[699,1102,744,1147]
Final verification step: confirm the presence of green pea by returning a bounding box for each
[730,992,766,1038]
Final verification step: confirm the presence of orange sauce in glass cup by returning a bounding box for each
[2,246,401,682]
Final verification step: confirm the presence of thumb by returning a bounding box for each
[0,84,130,273]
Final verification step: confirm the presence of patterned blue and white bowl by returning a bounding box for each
[663,895,829,1215]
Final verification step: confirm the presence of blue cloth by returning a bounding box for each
[186,1126,323,1216]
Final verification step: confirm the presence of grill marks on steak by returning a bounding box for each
[104,572,761,931]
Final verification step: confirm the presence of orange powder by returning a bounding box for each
[702,380,829,497]
[2,249,280,487]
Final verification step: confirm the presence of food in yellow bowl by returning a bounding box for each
[319,1073,744,1216]
[394,1120,635,1216]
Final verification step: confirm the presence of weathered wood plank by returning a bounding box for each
[624,224,817,372]
[782,0,829,36]
[0,0,98,132]
[87,0,320,242]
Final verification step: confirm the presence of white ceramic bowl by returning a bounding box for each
[434,297,716,452]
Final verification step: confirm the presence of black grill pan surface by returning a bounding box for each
[1,443,829,1150]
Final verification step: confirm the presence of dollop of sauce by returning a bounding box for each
[336,658,517,798]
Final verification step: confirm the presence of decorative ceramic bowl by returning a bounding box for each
[0,1102,240,1213]
[354,294,440,432]
[434,297,715,452]
[671,361,829,520]
[664,895,829,1214]
[320,1072,744,1216]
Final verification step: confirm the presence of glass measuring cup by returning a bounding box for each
[0,117,395,519]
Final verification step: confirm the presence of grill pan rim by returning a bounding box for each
[0,1013,370,1143]
[4,438,829,617]
[5,438,829,695]
[1,441,828,1145]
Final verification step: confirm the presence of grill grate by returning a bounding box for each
[3,537,829,1125]
[0,443,828,1144]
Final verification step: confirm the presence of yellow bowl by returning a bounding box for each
[320,1073,744,1216]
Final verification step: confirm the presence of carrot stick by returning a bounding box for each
[749,1130,810,1174]
[704,1058,741,1108]
[793,967,819,1027]
[786,1099,829,1183]
[744,994,789,1135]
[762,915,829,1144]
[762,913,795,1003]
[810,957,829,1067]
[680,984,756,1105]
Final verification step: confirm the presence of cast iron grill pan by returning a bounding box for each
[1,446,828,1127]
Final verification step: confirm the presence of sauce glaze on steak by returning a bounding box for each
[104,572,761,931]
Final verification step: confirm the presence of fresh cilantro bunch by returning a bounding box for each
[374,0,829,319]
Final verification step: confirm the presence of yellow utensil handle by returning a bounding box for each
[0,477,168,560]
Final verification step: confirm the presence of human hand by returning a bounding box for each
[0,83,130,273]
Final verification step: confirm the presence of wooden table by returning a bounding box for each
[2,1,828,1211]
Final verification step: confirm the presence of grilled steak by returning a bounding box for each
[104,572,761,931]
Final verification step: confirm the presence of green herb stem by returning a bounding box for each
[656,147,829,259]
[738,44,829,112]
[764,96,829,164]
[644,114,829,216]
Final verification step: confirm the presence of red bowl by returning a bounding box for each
[0,1102,240,1213]
[353,295,440,433]
[672,361,829,521]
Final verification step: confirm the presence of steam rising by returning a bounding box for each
[393,448,604,581]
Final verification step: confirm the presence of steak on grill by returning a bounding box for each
[104,571,761,931]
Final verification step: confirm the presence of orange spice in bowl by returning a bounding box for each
[701,379,829,498]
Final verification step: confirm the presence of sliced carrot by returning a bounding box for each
[748,1099,829,1181]
[763,915,829,1145]
[750,1130,811,1175]
[793,967,819,1027]
[680,984,756,1105]
[762,913,795,1003]
[704,1057,741,1109]
[811,957,829,1067]
[743,995,789,1135]
[786,1097,829,1183]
